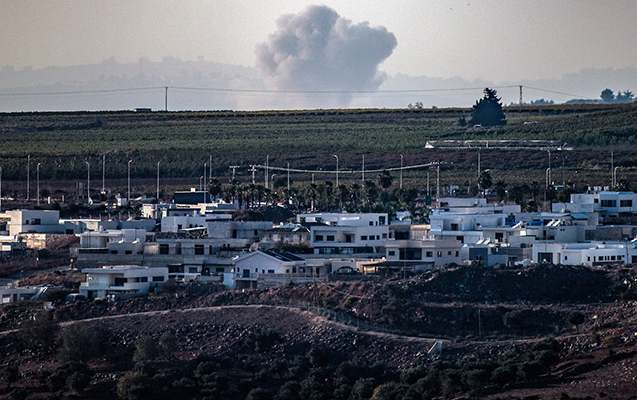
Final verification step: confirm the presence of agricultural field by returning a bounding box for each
[0,104,636,199]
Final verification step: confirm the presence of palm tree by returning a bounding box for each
[494,180,507,201]
[378,169,393,190]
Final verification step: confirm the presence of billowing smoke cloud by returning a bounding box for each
[256,5,397,108]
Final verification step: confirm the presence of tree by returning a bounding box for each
[613,176,630,192]
[478,170,492,193]
[600,88,615,103]
[568,311,585,333]
[616,90,635,103]
[470,88,506,126]
[377,170,393,190]
[494,180,507,201]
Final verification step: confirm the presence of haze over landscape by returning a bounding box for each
[2,0,637,111]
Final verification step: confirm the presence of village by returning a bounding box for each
[2,184,637,303]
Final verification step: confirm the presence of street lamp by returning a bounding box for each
[287,162,290,193]
[334,155,339,186]
[26,154,30,201]
[546,149,551,189]
[200,176,204,191]
[613,166,619,188]
[37,163,41,205]
[400,154,404,189]
[102,154,105,194]
[156,161,160,202]
[127,159,132,203]
[85,161,90,204]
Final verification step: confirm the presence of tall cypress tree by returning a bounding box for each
[470,88,506,126]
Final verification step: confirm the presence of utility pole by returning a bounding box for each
[611,150,614,187]
[265,155,269,189]
[249,165,257,184]
[436,163,440,206]
[164,87,168,112]
[229,165,239,181]
[519,85,523,105]
[0,166,2,211]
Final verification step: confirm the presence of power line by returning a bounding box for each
[524,86,594,100]
[0,85,520,98]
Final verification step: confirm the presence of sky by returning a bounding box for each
[3,0,637,84]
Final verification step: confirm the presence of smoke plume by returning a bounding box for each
[256,5,397,108]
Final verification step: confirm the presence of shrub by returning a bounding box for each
[117,371,152,400]
[57,324,104,363]
[133,335,160,363]
[245,387,270,400]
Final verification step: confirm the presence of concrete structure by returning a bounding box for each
[297,213,389,256]
[532,241,637,266]
[385,238,462,269]
[260,223,311,248]
[2,210,64,236]
[555,191,637,222]
[79,265,168,300]
[232,250,327,289]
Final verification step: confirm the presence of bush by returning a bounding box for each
[245,387,270,400]
[57,324,104,363]
[117,371,153,400]
[133,335,160,363]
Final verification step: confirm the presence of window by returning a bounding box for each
[436,251,442,257]
[447,251,452,255]
[113,278,127,286]
[382,233,387,239]
[361,235,368,240]
[125,250,132,255]
[254,230,259,236]
[388,250,395,256]
[326,235,335,241]
[455,251,459,257]
[110,250,118,254]
[152,276,165,282]
[177,224,182,230]
[140,277,148,282]
[621,199,633,207]
[450,223,459,231]
[426,251,433,258]
[159,244,169,254]
[194,244,204,255]
[189,267,198,273]
[369,221,373,226]
[601,200,617,207]
[315,235,324,242]
[33,218,41,225]
[268,269,275,274]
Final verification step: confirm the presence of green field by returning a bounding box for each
[0,104,636,198]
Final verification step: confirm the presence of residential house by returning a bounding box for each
[79,265,169,300]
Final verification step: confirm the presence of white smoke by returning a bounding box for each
[256,5,397,108]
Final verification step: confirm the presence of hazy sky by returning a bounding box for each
[2,0,637,83]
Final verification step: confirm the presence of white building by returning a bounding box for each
[79,265,168,300]
[532,241,637,266]
[2,210,64,236]
[385,238,462,269]
[232,250,326,289]
[555,191,637,221]
[297,213,389,256]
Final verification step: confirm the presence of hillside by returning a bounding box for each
[0,105,636,197]
[2,264,637,399]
